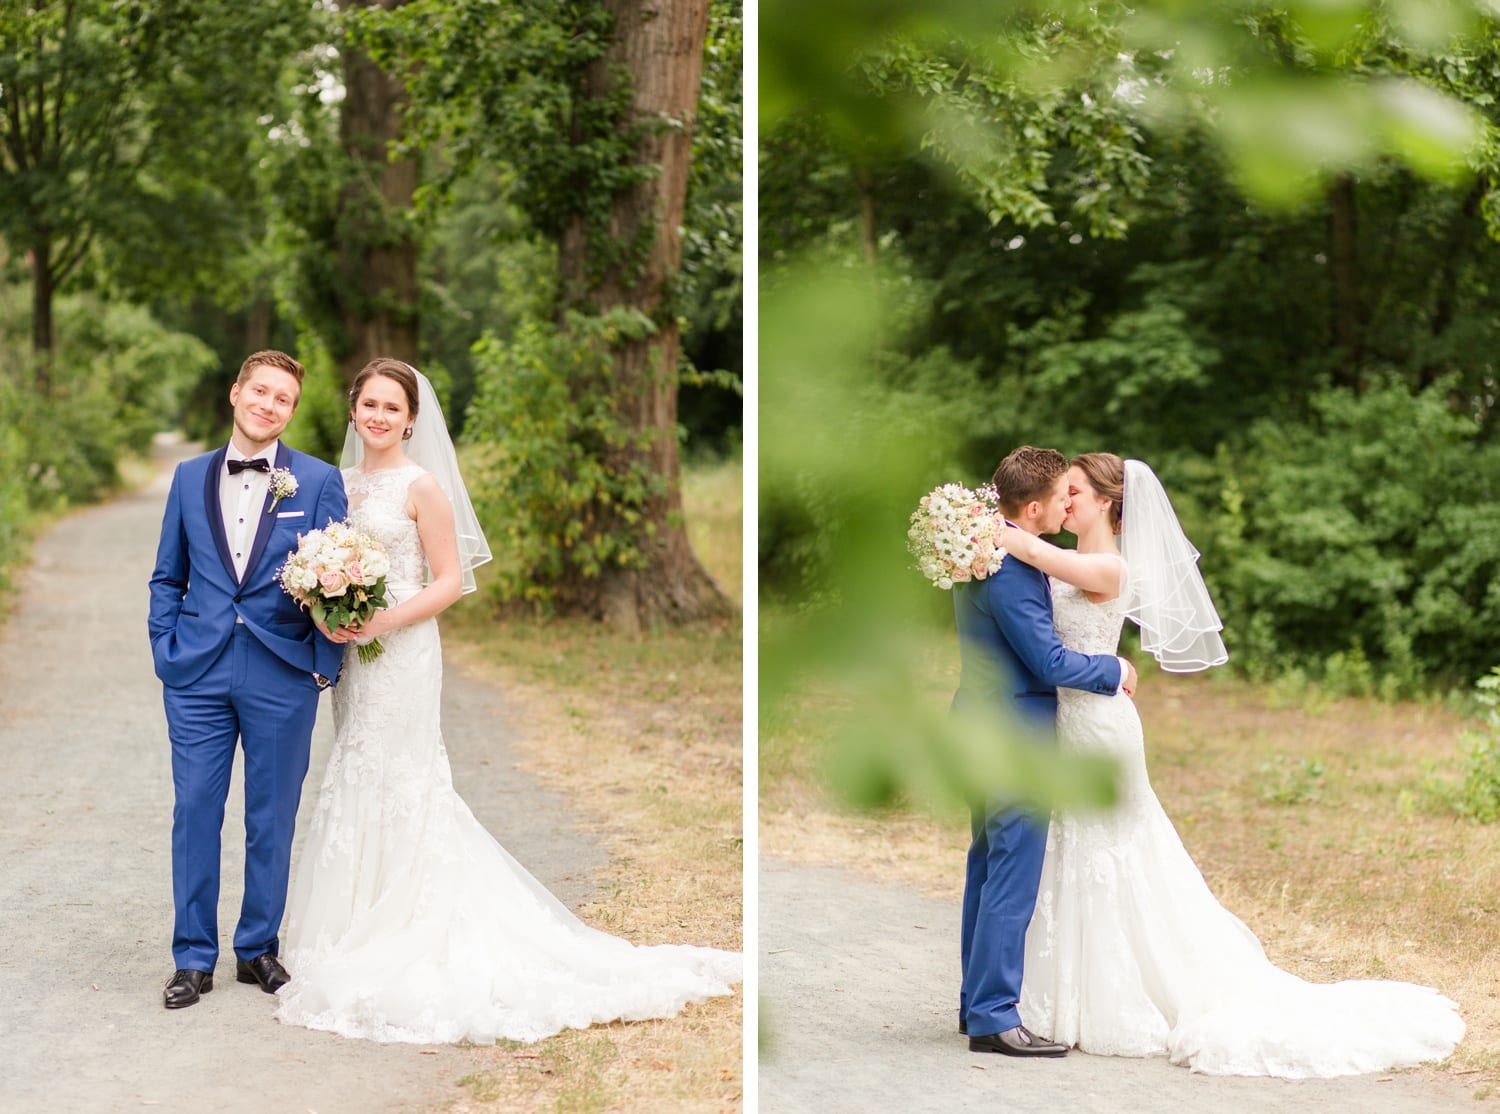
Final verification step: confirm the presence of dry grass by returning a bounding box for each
[761,641,1500,1101]
[681,455,743,606]
[432,459,744,1113]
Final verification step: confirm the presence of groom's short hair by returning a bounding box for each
[237,350,305,393]
[992,446,1067,516]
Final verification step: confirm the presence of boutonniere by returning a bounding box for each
[267,468,299,515]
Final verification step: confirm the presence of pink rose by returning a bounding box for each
[318,569,350,597]
[346,561,366,586]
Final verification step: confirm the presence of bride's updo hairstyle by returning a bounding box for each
[991,445,1068,517]
[1071,452,1125,534]
[349,357,421,439]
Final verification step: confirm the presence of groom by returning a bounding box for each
[148,350,346,1009]
[953,446,1136,1055]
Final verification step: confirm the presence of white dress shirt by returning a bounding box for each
[219,442,278,583]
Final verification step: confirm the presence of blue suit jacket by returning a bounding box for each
[148,443,347,688]
[952,550,1121,728]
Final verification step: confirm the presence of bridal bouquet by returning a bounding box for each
[279,521,392,663]
[907,483,1007,590]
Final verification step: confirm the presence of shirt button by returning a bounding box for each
[235,552,242,558]
[243,484,250,490]
[238,518,244,524]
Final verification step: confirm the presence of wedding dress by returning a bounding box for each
[274,464,741,1044]
[1018,571,1464,1077]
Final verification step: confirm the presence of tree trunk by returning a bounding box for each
[858,170,878,266]
[334,0,419,384]
[1328,173,1361,391]
[556,0,729,632]
[857,166,883,354]
[245,298,271,354]
[24,239,55,391]
[1421,176,1487,390]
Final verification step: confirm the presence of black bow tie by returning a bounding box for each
[228,457,270,475]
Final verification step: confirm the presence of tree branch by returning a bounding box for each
[53,227,92,284]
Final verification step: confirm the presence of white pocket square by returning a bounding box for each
[277,510,305,518]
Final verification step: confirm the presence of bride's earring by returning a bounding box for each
[403,426,414,440]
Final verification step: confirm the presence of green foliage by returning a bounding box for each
[351,0,651,289]
[762,0,1491,210]
[420,166,558,437]
[1213,382,1500,689]
[1457,667,1500,822]
[679,0,744,452]
[0,285,213,588]
[762,0,1500,708]
[341,0,741,457]
[761,0,1500,824]
[0,0,318,308]
[280,337,355,465]
[463,310,669,608]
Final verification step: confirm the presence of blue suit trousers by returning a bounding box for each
[958,797,1048,1036]
[163,625,320,971]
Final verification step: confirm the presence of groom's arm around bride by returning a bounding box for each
[955,445,1131,1055]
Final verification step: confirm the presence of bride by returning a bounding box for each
[997,452,1463,1077]
[273,358,741,1044]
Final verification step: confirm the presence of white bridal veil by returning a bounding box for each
[1119,459,1228,673]
[340,364,494,594]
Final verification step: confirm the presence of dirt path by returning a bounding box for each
[759,859,1492,1113]
[0,437,604,1114]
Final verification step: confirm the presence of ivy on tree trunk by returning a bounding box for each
[556,0,728,631]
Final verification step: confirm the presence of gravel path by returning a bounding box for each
[759,859,1491,1113]
[0,437,604,1114]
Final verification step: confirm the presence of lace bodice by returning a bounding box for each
[1050,571,1126,657]
[345,464,427,591]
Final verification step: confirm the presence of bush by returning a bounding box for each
[462,309,669,608]
[1211,380,1500,691]
[0,286,215,591]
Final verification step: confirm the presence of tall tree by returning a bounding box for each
[0,0,311,387]
[556,0,720,629]
[333,0,419,381]
[362,0,735,629]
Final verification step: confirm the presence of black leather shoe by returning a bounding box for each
[235,952,289,994]
[163,969,213,1009]
[969,1025,1068,1057]
[959,1017,968,1035]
